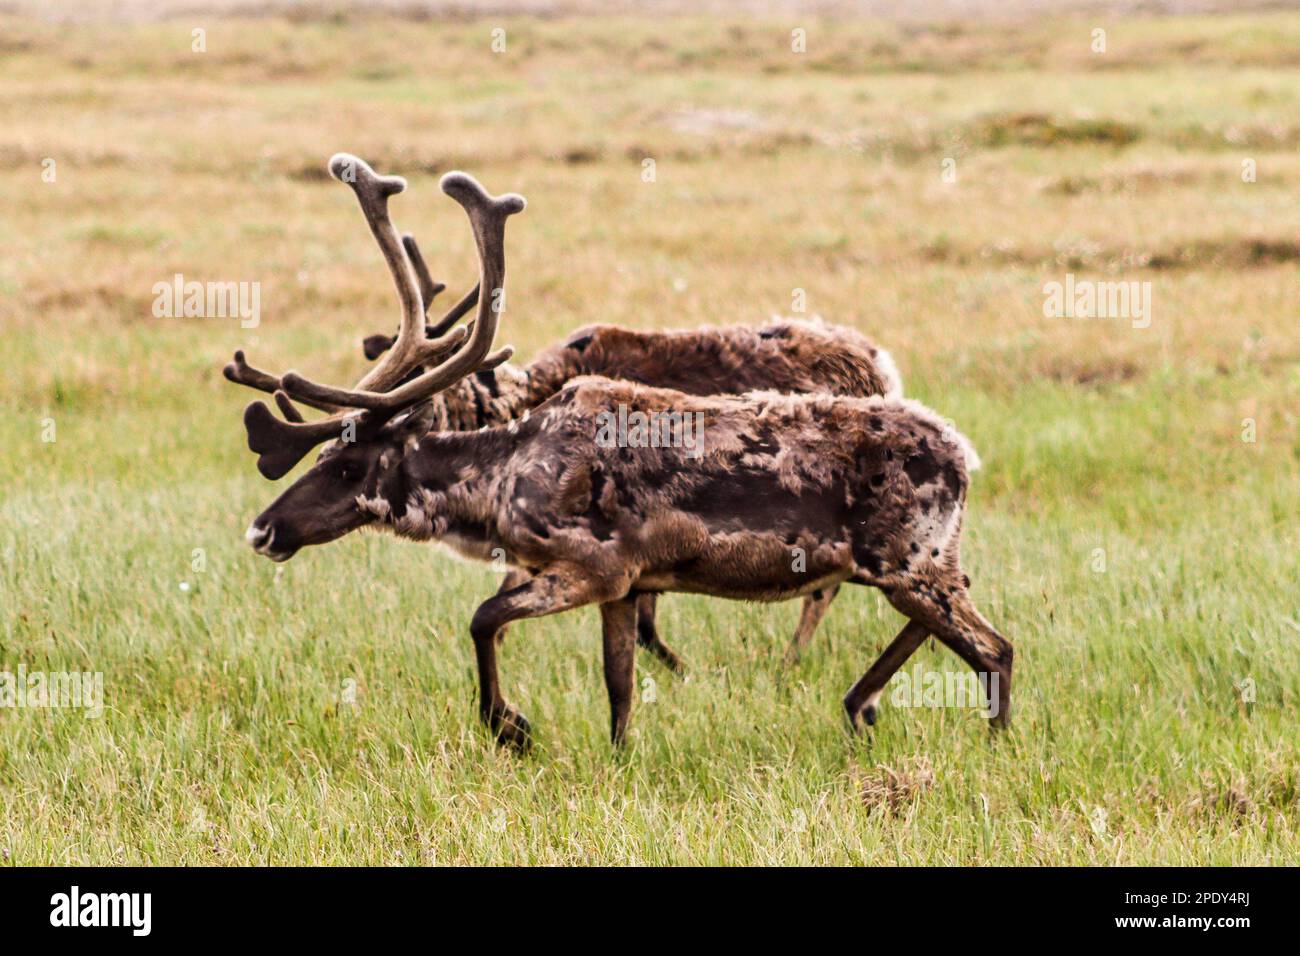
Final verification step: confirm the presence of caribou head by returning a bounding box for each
[224,154,525,560]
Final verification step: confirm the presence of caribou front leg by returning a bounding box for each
[467,563,617,750]
[492,568,532,645]
[601,595,640,746]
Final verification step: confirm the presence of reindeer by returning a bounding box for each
[226,156,1013,749]
[227,167,909,672]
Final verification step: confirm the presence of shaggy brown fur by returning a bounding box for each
[245,314,905,667]
[244,378,1011,748]
[346,183,905,669]
[378,317,902,669]
[225,156,906,670]
[383,318,900,434]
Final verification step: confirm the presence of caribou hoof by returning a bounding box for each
[489,706,532,751]
[844,699,878,735]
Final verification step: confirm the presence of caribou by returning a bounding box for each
[227,168,912,671]
[226,155,1012,748]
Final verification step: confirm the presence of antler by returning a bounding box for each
[403,233,446,315]
[362,283,480,360]
[278,168,523,413]
[361,231,467,361]
[361,234,448,360]
[241,401,367,481]
[359,233,482,361]
[227,156,478,400]
[226,154,525,480]
[223,350,338,413]
[402,231,484,340]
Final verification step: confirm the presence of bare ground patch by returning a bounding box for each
[920,235,1300,271]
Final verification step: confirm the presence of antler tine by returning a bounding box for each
[360,323,473,377]
[361,332,397,361]
[322,153,432,396]
[402,233,446,313]
[273,390,306,423]
[223,350,338,413]
[425,282,479,338]
[364,254,480,361]
[363,320,470,365]
[480,345,515,370]
[362,233,448,359]
[281,171,525,413]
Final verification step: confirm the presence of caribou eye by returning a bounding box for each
[338,462,362,483]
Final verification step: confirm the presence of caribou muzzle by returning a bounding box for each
[244,520,299,562]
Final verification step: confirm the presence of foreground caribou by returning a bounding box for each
[227,170,909,670]
[227,156,1013,748]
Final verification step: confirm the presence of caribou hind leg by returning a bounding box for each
[883,573,1013,729]
[633,593,685,674]
[782,584,841,666]
[935,586,1013,728]
[842,618,930,732]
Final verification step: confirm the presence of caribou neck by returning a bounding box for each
[425,363,536,431]
[371,426,521,560]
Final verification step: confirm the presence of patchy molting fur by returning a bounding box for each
[356,381,977,592]
[369,315,918,659]
[388,316,904,433]
[251,377,1012,746]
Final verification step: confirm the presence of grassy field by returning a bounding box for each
[1,6,1298,865]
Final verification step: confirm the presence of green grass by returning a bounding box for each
[0,7,1297,864]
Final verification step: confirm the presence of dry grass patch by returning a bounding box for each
[856,757,937,815]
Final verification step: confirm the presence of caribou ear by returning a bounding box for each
[362,333,397,361]
[392,401,440,443]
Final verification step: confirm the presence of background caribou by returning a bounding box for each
[227,155,1013,749]
[227,161,913,670]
